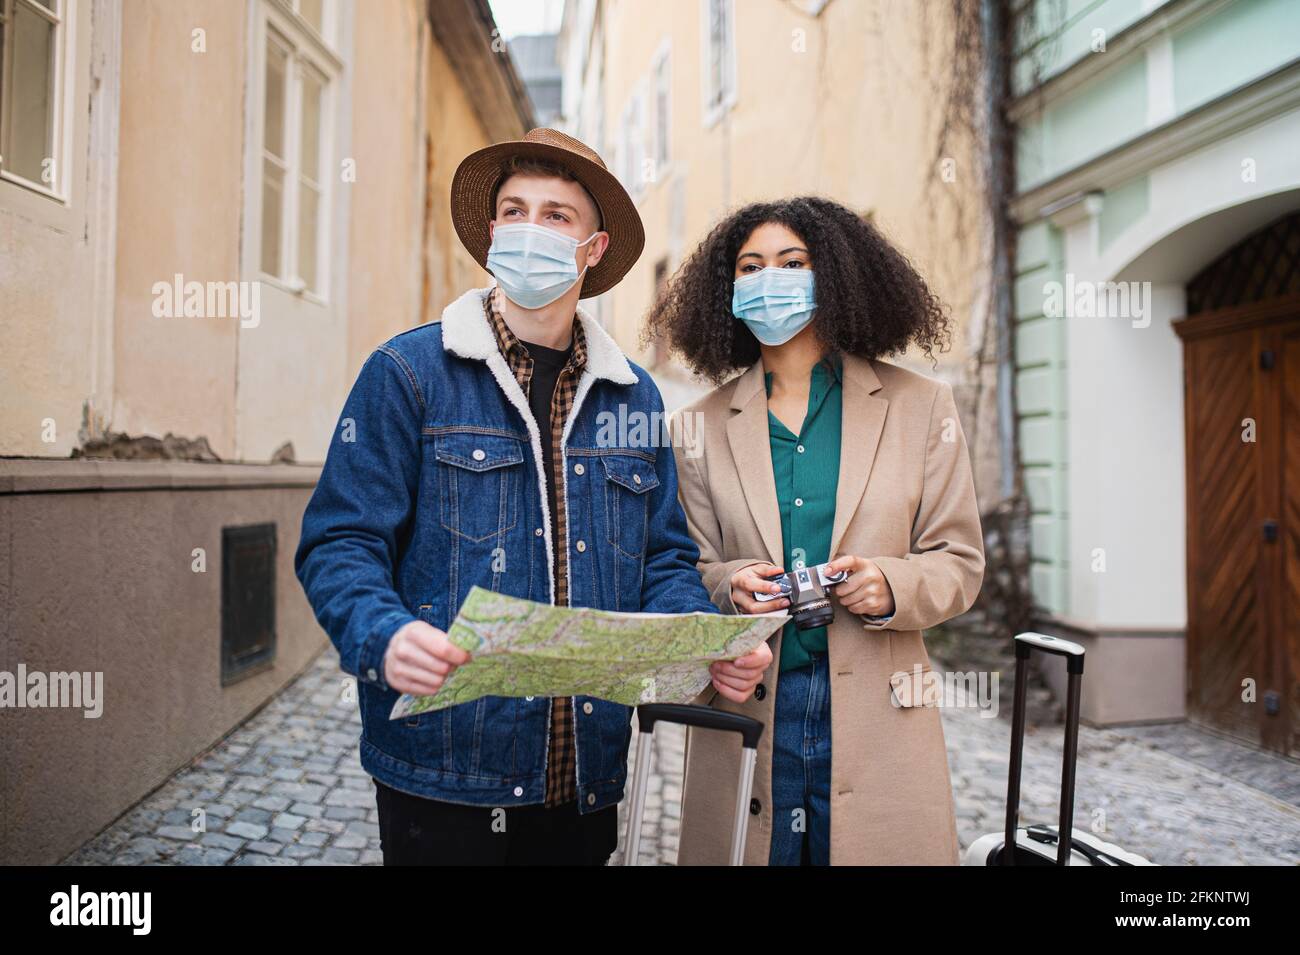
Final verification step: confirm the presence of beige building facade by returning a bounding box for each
[557,0,1002,499]
[0,0,530,863]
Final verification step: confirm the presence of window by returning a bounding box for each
[0,0,69,198]
[701,0,736,127]
[257,0,338,299]
[651,43,670,172]
[619,88,645,198]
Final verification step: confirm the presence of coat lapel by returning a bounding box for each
[828,354,888,559]
[725,358,785,568]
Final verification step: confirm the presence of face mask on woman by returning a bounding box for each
[731,267,817,346]
[486,221,601,309]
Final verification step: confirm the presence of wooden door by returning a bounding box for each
[1279,322,1300,758]
[1176,296,1300,756]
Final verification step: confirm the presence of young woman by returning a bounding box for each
[647,196,985,865]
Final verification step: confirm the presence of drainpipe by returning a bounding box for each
[981,0,1018,500]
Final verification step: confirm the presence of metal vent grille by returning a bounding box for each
[221,523,278,685]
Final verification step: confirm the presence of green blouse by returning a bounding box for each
[765,354,843,672]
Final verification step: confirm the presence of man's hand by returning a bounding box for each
[382,620,472,696]
[709,640,773,704]
[826,554,896,617]
[730,562,789,614]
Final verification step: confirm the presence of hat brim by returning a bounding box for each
[450,141,644,300]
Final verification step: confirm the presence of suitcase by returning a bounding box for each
[963,631,1156,866]
[623,703,764,866]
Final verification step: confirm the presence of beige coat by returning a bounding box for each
[669,353,985,865]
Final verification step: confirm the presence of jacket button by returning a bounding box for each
[525,695,534,701]
[535,527,544,537]
[576,540,586,553]
[574,463,585,475]
[472,449,486,461]
[582,701,593,714]
[750,798,761,816]
[513,786,524,797]
[587,793,597,805]
[633,473,642,485]
[754,683,766,701]
[366,668,378,682]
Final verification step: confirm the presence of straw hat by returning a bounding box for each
[450,128,644,299]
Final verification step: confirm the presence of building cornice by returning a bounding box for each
[1011,58,1300,225]
[426,0,535,142]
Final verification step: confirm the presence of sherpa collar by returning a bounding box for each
[439,285,639,386]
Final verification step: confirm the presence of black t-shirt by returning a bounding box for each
[521,337,573,562]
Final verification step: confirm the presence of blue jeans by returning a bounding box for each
[768,651,832,866]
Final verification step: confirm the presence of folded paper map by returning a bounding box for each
[388,586,788,719]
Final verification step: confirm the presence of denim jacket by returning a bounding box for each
[294,285,718,812]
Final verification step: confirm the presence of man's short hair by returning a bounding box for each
[491,156,604,231]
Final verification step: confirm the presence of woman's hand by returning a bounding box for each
[729,562,789,614]
[709,641,774,703]
[826,554,896,617]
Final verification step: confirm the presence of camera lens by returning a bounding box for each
[791,597,834,631]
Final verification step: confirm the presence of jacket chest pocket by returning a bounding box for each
[433,433,526,543]
[601,453,659,558]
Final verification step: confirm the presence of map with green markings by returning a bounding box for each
[388,586,788,718]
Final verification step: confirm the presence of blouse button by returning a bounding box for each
[794,498,804,507]
[796,444,805,453]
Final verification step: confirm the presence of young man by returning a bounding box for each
[294,128,771,865]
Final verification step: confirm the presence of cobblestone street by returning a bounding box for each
[65,646,1300,866]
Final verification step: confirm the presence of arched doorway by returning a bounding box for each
[1173,211,1300,756]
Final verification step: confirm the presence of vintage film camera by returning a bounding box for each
[752,561,850,631]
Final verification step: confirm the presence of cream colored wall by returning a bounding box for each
[344,0,424,377]
[420,33,500,326]
[597,0,986,383]
[113,0,245,459]
[346,7,505,366]
[2,0,499,464]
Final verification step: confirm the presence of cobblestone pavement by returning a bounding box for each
[64,648,380,866]
[943,682,1300,866]
[65,647,1299,865]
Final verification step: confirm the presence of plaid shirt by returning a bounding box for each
[484,286,586,807]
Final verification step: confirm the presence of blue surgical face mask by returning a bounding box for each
[731,267,817,346]
[486,221,600,309]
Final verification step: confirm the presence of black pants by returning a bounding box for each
[373,779,619,865]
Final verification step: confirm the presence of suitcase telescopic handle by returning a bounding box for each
[624,704,764,866]
[1015,631,1085,673]
[1004,632,1086,865]
[635,703,764,749]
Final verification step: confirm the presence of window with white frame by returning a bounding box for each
[0,0,69,198]
[701,0,736,126]
[619,89,645,198]
[651,44,670,174]
[258,0,338,299]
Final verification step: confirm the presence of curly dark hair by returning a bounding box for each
[642,196,952,383]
